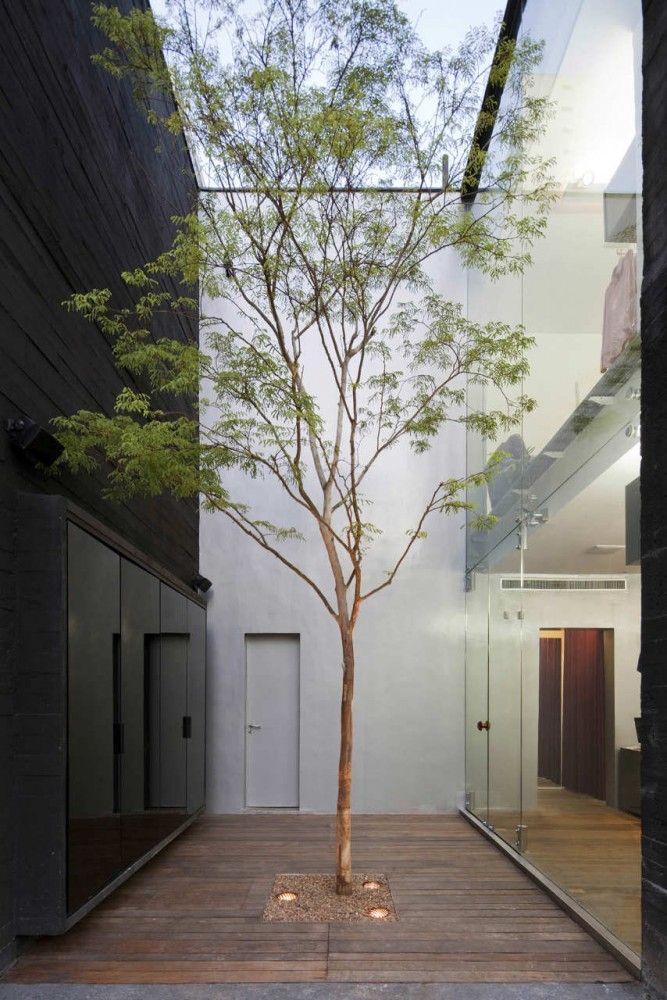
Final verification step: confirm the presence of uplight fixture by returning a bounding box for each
[367,906,389,919]
[276,891,298,903]
[363,880,381,890]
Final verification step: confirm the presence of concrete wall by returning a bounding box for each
[201,250,468,815]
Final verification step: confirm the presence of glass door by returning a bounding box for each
[487,532,524,850]
[465,562,490,822]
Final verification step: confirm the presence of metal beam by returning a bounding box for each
[460,0,528,205]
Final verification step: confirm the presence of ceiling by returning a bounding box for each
[494,445,640,574]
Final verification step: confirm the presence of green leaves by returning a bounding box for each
[91,4,175,110]
[53,408,203,500]
[57,0,555,618]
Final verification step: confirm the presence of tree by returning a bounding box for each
[56,0,554,895]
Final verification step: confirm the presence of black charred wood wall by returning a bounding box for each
[641,2,667,997]
[0,0,198,968]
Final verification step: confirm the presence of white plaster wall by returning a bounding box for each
[201,249,469,814]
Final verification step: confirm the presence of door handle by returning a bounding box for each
[247,723,262,734]
[477,720,491,731]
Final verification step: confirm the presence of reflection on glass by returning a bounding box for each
[465,564,489,823]
[68,553,204,914]
[120,559,161,865]
[519,447,641,955]
[463,0,642,959]
[487,539,524,850]
[146,634,188,823]
[67,525,122,914]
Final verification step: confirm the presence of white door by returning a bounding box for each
[245,634,300,807]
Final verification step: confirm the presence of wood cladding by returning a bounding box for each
[640,1,667,995]
[0,0,199,580]
[3,814,633,985]
[0,0,199,968]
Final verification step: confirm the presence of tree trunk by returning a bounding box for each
[336,621,355,895]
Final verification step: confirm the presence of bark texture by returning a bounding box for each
[336,624,355,895]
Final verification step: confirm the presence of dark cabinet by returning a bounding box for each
[120,559,161,866]
[187,602,206,815]
[16,497,206,934]
[67,524,122,912]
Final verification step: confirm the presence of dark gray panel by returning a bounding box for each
[145,631,188,836]
[156,584,189,829]
[120,559,160,864]
[120,559,159,814]
[67,524,121,914]
[146,636,162,812]
[13,495,67,936]
[642,4,667,993]
[159,636,188,810]
[11,500,202,945]
[187,602,206,814]
[161,583,188,633]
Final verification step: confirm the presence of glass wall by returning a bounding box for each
[464,0,642,957]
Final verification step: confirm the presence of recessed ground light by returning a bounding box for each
[276,891,298,902]
[363,880,381,890]
[367,906,389,919]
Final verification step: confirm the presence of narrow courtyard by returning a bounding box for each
[5,816,632,986]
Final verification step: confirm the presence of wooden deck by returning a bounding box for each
[522,786,641,954]
[4,814,633,985]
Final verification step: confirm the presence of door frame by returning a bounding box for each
[538,627,616,807]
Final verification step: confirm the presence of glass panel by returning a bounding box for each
[465,266,524,571]
[520,445,642,954]
[465,0,643,956]
[514,0,643,957]
[487,533,524,849]
[67,524,121,913]
[464,562,489,822]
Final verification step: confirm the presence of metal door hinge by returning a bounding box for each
[514,824,527,852]
[182,715,192,739]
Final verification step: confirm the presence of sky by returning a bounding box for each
[151,1,505,51]
[397,1,504,48]
[149,0,505,185]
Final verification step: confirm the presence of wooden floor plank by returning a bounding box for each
[2,814,634,985]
